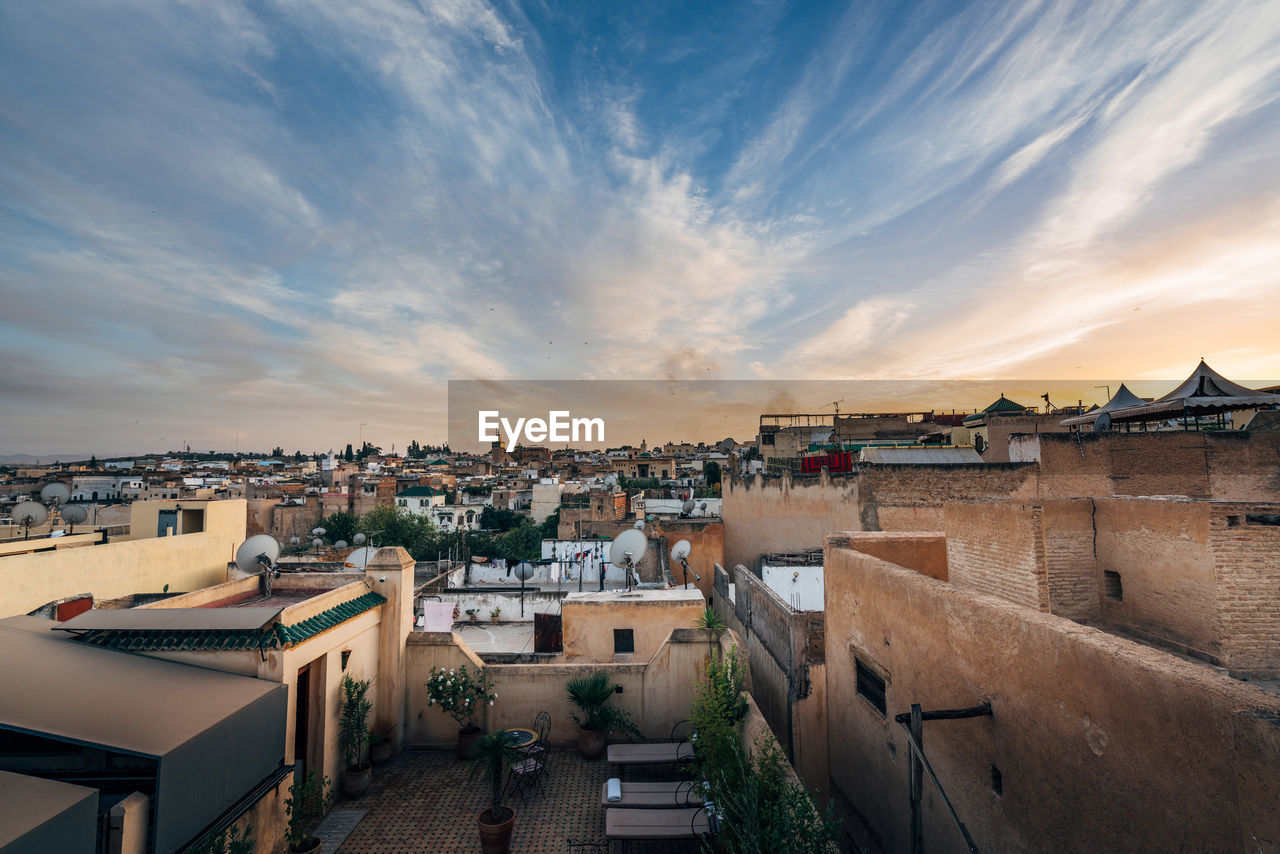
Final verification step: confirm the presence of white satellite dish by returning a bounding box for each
[604,474,618,488]
[633,519,645,530]
[513,562,536,581]
[344,546,377,570]
[670,539,692,562]
[12,501,48,528]
[609,528,648,569]
[290,536,300,546]
[334,540,349,549]
[681,499,695,515]
[312,538,323,549]
[235,534,282,575]
[40,482,71,505]
[353,533,366,545]
[312,527,326,536]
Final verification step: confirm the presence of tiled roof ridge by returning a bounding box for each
[75,591,387,652]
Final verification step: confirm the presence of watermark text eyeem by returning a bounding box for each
[478,410,605,451]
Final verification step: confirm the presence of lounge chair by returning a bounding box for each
[601,780,702,808]
[605,805,712,842]
[606,720,694,770]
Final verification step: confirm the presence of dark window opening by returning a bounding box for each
[761,434,775,446]
[855,658,887,717]
[1227,515,1242,527]
[614,629,634,655]
[1104,571,1123,601]
[991,765,1003,796]
[1245,514,1280,526]
[340,650,352,670]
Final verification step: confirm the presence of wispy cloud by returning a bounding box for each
[1,0,1278,453]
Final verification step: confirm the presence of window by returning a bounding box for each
[1103,571,1123,601]
[991,765,1003,796]
[855,657,886,717]
[613,629,635,655]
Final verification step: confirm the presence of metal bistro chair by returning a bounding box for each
[520,711,551,759]
[507,715,551,803]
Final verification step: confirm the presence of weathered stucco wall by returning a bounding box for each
[722,470,860,570]
[560,589,704,662]
[647,518,724,602]
[822,538,1280,854]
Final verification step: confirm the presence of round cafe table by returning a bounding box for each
[503,727,538,750]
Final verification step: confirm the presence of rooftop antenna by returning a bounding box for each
[12,501,48,540]
[609,527,648,592]
[61,504,88,534]
[670,538,698,589]
[235,534,282,596]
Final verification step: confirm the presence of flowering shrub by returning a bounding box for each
[425,664,496,731]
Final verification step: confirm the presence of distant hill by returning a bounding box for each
[0,453,92,464]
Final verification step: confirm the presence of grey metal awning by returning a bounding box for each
[52,607,284,634]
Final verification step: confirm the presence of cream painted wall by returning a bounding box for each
[0,500,245,617]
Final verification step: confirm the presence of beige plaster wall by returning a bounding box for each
[560,591,704,662]
[822,539,1280,854]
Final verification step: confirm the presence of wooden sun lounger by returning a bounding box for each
[605,806,712,840]
[600,780,703,808]
[606,741,695,767]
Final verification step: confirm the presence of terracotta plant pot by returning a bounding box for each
[477,806,516,854]
[458,726,483,760]
[289,837,321,854]
[342,763,372,798]
[370,740,393,765]
[577,726,605,759]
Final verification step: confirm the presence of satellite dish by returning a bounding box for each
[681,499,695,515]
[12,501,48,527]
[334,540,348,549]
[62,505,88,525]
[1093,412,1112,433]
[290,536,300,546]
[344,546,376,570]
[604,474,618,488]
[312,538,323,549]
[700,502,708,512]
[312,527,326,536]
[41,483,71,505]
[353,533,366,545]
[670,539,692,562]
[235,534,281,575]
[513,562,536,581]
[609,528,648,568]
[633,519,645,530]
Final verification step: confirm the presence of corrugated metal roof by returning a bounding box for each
[0,616,282,757]
[859,447,984,464]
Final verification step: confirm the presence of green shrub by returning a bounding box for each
[566,671,641,740]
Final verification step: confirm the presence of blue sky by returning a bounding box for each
[2,0,1279,453]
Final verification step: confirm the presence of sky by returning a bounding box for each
[2,0,1279,455]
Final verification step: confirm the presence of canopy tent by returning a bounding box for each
[1059,383,1147,427]
[1063,361,1280,429]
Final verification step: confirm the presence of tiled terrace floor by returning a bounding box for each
[336,747,705,854]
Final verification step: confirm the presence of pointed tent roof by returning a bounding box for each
[1087,361,1280,423]
[1059,383,1147,426]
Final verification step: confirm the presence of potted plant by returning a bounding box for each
[466,608,479,623]
[284,771,331,854]
[426,664,497,759]
[471,730,522,854]
[489,606,502,623]
[566,671,642,759]
[339,674,374,798]
[369,726,393,765]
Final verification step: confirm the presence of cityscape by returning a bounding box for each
[3,2,1280,854]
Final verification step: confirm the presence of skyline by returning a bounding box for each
[3,0,1280,454]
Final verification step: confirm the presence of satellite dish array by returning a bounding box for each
[12,481,76,539]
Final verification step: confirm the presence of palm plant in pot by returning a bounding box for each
[471,730,523,854]
[426,664,497,759]
[284,771,331,854]
[566,671,642,759]
[339,674,373,798]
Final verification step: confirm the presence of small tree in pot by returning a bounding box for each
[470,730,523,854]
[566,671,641,759]
[426,664,497,759]
[339,674,374,798]
[284,771,331,854]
